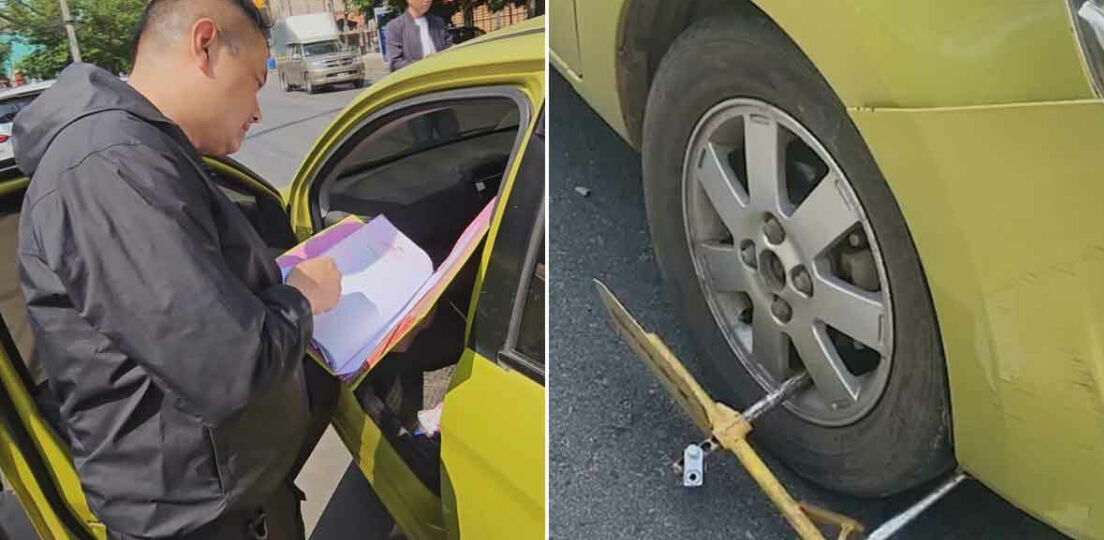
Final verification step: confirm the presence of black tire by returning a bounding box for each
[641,13,953,497]
[279,73,291,92]
[353,78,365,89]
[305,76,317,94]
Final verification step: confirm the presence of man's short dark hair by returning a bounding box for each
[133,0,271,59]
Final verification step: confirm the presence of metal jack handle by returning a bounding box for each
[675,372,811,474]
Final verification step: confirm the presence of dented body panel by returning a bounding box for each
[851,100,1104,538]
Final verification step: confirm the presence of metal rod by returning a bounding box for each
[866,471,968,540]
[743,371,811,423]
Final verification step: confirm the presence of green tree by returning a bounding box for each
[0,0,145,80]
[0,40,11,77]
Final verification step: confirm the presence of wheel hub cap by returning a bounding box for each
[681,98,894,426]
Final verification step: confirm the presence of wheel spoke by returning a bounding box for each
[789,173,859,257]
[814,275,886,353]
[791,325,862,405]
[695,143,750,234]
[744,113,786,213]
[752,306,790,381]
[697,242,747,293]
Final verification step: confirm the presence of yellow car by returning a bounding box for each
[0,17,545,539]
[553,2,1103,538]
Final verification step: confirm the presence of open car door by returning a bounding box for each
[282,21,546,538]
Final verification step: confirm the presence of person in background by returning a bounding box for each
[384,0,451,72]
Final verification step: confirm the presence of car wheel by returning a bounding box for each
[641,13,953,497]
[353,78,365,89]
[305,76,316,94]
[279,73,290,92]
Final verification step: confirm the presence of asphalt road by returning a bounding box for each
[233,70,370,190]
[547,71,1066,540]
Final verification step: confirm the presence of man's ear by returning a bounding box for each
[190,18,219,75]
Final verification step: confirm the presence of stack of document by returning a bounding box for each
[277,198,496,382]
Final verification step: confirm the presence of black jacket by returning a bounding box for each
[384,11,451,72]
[13,63,314,537]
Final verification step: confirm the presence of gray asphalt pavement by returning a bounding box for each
[547,70,1066,540]
[234,57,386,190]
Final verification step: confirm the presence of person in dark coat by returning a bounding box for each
[384,0,452,72]
[12,0,342,538]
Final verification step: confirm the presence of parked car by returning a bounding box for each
[552,1,1102,538]
[448,25,486,45]
[273,13,364,94]
[0,81,54,163]
[0,17,545,539]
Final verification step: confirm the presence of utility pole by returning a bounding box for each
[57,0,82,63]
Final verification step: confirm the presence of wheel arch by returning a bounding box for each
[615,0,858,149]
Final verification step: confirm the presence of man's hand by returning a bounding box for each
[287,257,342,314]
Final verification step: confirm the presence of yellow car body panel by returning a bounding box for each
[329,388,446,539]
[0,343,106,539]
[438,350,545,538]
[549,2,628,140]
[553,1,1104,537]
[851,100,1104,539]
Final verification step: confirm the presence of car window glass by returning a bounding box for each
[0,95,38,124]
[304,41,341,56]
[319,96,522,266]
[515,241,544,364]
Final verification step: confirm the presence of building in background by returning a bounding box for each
[263,1,538,56]
[451,3,529,34]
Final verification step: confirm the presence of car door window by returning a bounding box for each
[468,107,545,382]
[311,87,529,267]
[0,94,38,124]
[514,243,544,364]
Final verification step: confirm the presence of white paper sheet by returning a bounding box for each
[310,216,433,373]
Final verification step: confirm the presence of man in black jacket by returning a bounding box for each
[13,0,341,538]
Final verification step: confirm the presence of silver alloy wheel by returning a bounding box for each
[681,98,893,426]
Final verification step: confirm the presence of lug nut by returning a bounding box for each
[792,267,813,296]
[739,308,753,325]
[848,232,866,248]
[763,216,786,244]
[740,242,756,266]
[771,297,792,323]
